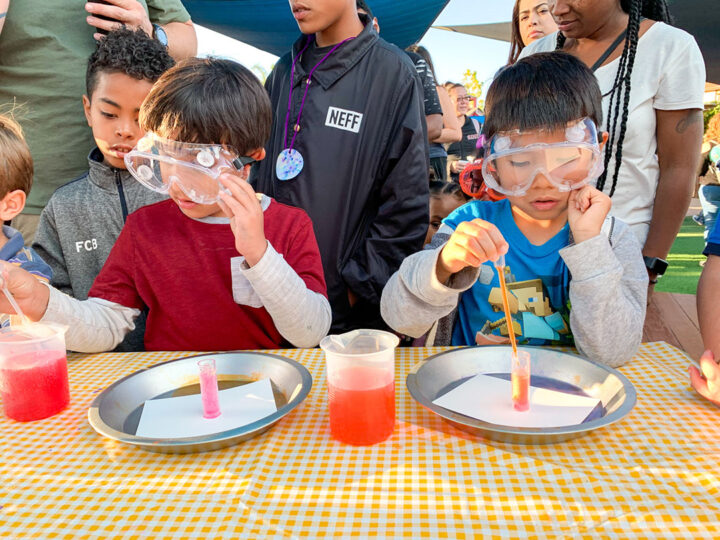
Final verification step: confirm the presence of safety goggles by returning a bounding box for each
[481,118,604,196]
[459,162,505,201]
[124,133,255,204]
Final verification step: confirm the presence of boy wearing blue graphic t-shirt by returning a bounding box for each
[381,53,648,368]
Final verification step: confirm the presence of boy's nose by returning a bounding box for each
[116,122,136,139]
[531,171,554,189]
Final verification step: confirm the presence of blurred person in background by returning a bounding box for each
[508,0,558,64]
[446,83,482,182]
[0,0,196,241]
[407,44,461,181]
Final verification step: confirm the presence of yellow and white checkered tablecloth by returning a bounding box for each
[1,342,719,539]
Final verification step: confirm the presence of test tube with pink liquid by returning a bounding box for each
[198,358,221,419]
[511,350,531,412]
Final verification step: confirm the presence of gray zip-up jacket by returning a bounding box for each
[380,217,648,367]
[33,148,166,350]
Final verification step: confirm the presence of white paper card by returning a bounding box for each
[136,378,277,438]
[432,374,600,428]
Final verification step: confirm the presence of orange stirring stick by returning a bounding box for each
[494,254,517,356]
[494,254,530,411]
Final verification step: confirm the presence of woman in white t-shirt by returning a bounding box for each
[519,0,705,290]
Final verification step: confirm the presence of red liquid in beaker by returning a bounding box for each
[512,371,530,412]
[0,350,70,422]
[328,366,394,446]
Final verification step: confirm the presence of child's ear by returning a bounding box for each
[248,148,266,162]
[0,190,27,222]
[599,131,609,150]
[82,95,92,127]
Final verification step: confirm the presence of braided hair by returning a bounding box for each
[556,0,672,196]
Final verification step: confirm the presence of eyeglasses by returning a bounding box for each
[124,132,255,204]
[455,96,474,102]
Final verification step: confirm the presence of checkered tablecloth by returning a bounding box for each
[1,342,719,539]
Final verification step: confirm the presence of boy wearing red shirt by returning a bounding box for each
[0,58,330,352]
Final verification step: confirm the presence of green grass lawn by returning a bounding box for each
[655,217,706,294]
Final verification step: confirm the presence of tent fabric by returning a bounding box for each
[183,0,450,57]
[432,22,511,42]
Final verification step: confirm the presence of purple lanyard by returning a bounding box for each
[282,36,356,152]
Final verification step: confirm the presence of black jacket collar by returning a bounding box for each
[290,15,379,91]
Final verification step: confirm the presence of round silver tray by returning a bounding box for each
[406,346,636,444]
[88,352,312,453]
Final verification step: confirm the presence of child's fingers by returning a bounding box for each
[699,353,720,394]
[468,219,508,257]
[471,233,502,263]
[219,173,259,213]
[571,187,591,212]
[218,189,246,219]
[216,197,233,218]
[689,365,711,398]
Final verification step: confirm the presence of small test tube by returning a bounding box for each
[511,350,531,412]
[198,358,221,419]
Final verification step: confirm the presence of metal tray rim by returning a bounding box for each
[406,345,637,437]
[87,351,313,448]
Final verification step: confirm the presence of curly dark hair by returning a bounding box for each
[86,26,175,97]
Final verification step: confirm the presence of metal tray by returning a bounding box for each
[88,352,312,453]
[406,346,636,444]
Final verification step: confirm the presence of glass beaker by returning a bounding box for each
[320,329,399,446]
[0,323,69,422]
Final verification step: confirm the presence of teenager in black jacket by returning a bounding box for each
[252,1,429,333]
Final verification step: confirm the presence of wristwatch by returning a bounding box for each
[152,23,168,47]
[643,256,668,283]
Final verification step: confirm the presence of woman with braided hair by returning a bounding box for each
[519,0,705,293]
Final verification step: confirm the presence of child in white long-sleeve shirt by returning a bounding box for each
[381,52,648,367]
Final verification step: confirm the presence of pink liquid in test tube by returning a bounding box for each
[511,351,530,412]
[198,358,221,419]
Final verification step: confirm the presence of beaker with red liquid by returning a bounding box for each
[0,323,69,422]
[320,330,399,446]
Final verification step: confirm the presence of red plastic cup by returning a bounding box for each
[320,330,399,446]
[0,323,69,422]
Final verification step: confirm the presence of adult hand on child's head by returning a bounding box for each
[0,261,50,322]
[217,172,268,267]
[689,350,720,407]
[85,0,153,41]
[568,186,612,244]
[437,219,508,283]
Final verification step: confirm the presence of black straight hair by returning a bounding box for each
[140,57,272,155]
[406,44,438,84]
[556,0,672,196]
[86,26,174,98]
[484,52,603,140]
[356,0,373,19]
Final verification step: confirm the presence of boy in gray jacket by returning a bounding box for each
[32,28,174,351]
[381,53,648,368]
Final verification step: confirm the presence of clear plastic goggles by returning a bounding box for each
[124,133,254,204]
[481,118,604,196]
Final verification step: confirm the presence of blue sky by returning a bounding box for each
[196,0,515,96]
[419,0,514,89]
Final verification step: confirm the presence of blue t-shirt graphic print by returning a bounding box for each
[442,199,573,347]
